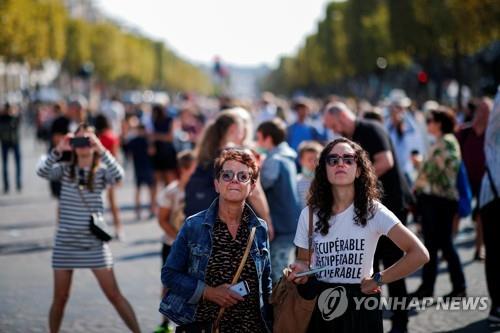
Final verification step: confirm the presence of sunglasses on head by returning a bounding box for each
[325,154,356,167]
[219,170,252,183]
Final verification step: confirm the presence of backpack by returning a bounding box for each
[184,164,217,218]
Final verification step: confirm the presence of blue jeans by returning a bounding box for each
[270,234,296,282]
[1,142,21,192]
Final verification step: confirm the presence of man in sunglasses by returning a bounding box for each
[324,101,413,333]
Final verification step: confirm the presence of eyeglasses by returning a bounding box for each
[219,170,252,183]
[426,118,434,124]
[325,154,356,167]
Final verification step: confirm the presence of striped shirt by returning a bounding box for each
[37,150,124,269]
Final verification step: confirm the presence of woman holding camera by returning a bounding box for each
[160,148,272,332]
[36,123,140,333]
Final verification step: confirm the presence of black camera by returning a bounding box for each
[70,137,91,148]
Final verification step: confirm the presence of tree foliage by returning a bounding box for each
[264,0,500,95]
[0,0,212,93]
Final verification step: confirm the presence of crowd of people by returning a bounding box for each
[1,86,498,332]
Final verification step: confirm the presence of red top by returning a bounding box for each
[98,130,120,156]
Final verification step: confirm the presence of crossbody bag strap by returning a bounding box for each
[307,206,313,268]
[213,226,256,331]
[485,166,499,199]
[76,185,95,215]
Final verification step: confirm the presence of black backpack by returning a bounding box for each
[184,164,217,218]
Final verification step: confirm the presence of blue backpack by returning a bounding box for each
[457,162,472,218]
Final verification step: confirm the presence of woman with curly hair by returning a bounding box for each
[287,138,429,332]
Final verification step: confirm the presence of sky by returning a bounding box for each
[96,0,332,68]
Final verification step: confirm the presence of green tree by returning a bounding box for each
[64,19,91,75]
[0,0,40,64]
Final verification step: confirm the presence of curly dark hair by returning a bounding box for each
[307,138,381,235]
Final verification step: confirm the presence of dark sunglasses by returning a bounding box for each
[219,170,252,183]
[325,154,356,167]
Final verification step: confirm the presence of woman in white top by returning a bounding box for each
[288,137,429,333]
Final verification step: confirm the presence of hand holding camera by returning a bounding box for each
[54,133,107,162]
[55,133,74,154]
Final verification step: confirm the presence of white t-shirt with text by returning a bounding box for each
[294,201,399,284]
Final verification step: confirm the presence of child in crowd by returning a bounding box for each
[125,124,156,220]
[297,141,323,208]
[155,150,196,333]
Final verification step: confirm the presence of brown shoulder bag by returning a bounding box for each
[270,206,317,333]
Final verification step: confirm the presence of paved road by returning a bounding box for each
[0,128,498,332]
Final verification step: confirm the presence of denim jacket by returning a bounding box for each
[159,198,273,331]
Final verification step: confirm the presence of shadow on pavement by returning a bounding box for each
[0,240,52,255]
[0,220,54,230]
[116,250,159,262]
[127,238,160,246]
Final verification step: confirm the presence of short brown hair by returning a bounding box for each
[298,141,323,159]
[256,118,287,145]
[214,148,259,184]
[177,150,196,170]
[429,107,456,134]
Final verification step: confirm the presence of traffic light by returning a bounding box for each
[417,70,429,85]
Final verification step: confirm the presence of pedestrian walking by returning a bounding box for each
[411,107,467,299]
[296,141,323,209]
[456,98,491,260]
[155,150,196,333]
[95,114,124,239]
[256,118,301,282]
[125,123,156,220]
[0,102,22,193]
[478,89,500,323]
[36,123,140,333]
[151,104,177,188]
[185,110,273,242]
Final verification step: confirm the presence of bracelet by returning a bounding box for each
[373,272,384,286]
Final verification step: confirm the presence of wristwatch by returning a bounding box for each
[373,272,384,286]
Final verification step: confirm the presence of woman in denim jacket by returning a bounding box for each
[160,148,272,332]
